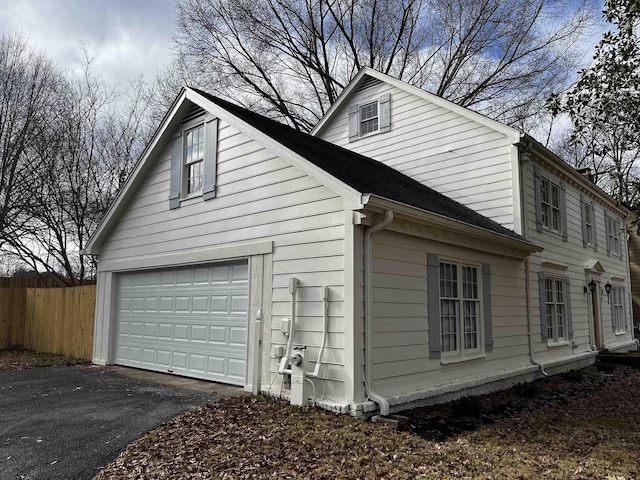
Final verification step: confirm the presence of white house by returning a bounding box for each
[313,68,637,365]
[85,70,636,417]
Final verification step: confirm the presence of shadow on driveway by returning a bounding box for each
[0,365,240,479]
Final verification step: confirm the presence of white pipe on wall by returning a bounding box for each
[308,286,329,378]
[278,277,299,376]
[364,210,394,416]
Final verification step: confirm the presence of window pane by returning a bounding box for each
[441,299,458,352]
[463,300,478,349]
[551,184,559,208]
[360,102,379,135]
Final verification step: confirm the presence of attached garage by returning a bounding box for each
[114,261,249,385]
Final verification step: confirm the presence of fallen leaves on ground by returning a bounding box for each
[96,363,640,480]
[0,348,89,370]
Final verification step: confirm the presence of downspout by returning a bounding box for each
[525,256,548,376]
[364,210,394,415]
[519,149,548,377]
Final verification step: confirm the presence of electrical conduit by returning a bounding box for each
[278,277,299,376]
[308,286,329,378]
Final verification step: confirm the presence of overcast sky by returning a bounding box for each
[0,0,176,89]
[0,0,609,96]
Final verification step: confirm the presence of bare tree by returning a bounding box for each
[163,0,597,131]
[0,34,60,245]
[3,53,152,285]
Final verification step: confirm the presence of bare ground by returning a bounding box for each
[3,349,638,479]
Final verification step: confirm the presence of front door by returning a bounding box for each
[592,281,602,349]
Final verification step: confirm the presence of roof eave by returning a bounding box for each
[363,194,543,257]
[521,134,631,218]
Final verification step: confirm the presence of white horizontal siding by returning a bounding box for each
[522,160,634,356]
[99,120,348,403]
[367,229,531,396]
[317,82,517,230]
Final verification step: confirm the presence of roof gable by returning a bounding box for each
[312,67,521,143]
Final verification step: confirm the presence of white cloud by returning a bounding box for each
[0,0,175,87]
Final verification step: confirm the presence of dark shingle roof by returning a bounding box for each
[192,88,525,241]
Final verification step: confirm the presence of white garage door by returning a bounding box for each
[115,261,249,385]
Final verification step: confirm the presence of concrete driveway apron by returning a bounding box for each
[0,365,238,480]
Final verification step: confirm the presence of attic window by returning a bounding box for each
[184,124,205,194]
[348,93,391,142]
[359,102,379,135]
[169,114,219,210]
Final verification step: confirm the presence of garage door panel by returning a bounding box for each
[115,261,249,385]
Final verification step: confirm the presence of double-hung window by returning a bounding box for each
[606,215,621,256]
[583,202,593,245]
[184,124,205,195]
[347,93,391,142]
[580,195,597,250]
[611,286,626,333]
[541,177,561,232]
[534,165,567,240]
[439,261,481,356]
[169,113,219,210]
[538,272,573,343]
[359,102,379,135]
[544,277,565,341]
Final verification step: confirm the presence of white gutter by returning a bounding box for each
[363,209,394,416]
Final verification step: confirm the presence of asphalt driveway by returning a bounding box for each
[0,365,234,480]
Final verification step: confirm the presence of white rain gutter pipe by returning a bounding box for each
[525,257,549,376]
[308,286,329,378]
[278,277,299,376]
[364,210,394,416]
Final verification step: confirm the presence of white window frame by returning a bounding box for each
[359,101,379,136]
[439,260,483,359]
[611,286,626,333]
[583,202,594,246]
[607,216,621,256]
[544,275,566,342]
[541,176,561,232]
[183,123,205,196]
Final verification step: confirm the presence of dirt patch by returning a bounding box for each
[96,361,640,479]
[0,348,89,371]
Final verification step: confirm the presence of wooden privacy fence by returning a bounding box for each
[0,285,96,360]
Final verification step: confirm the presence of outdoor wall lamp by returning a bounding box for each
[604,281,612,304]
[585,279,597,294]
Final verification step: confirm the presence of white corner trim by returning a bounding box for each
[97,240,273,272]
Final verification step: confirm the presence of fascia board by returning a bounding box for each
[185,89,365,210]
[363,194,543,256]
[524,134,630,218]
[84,89,190,255]
[312,67,521,143]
